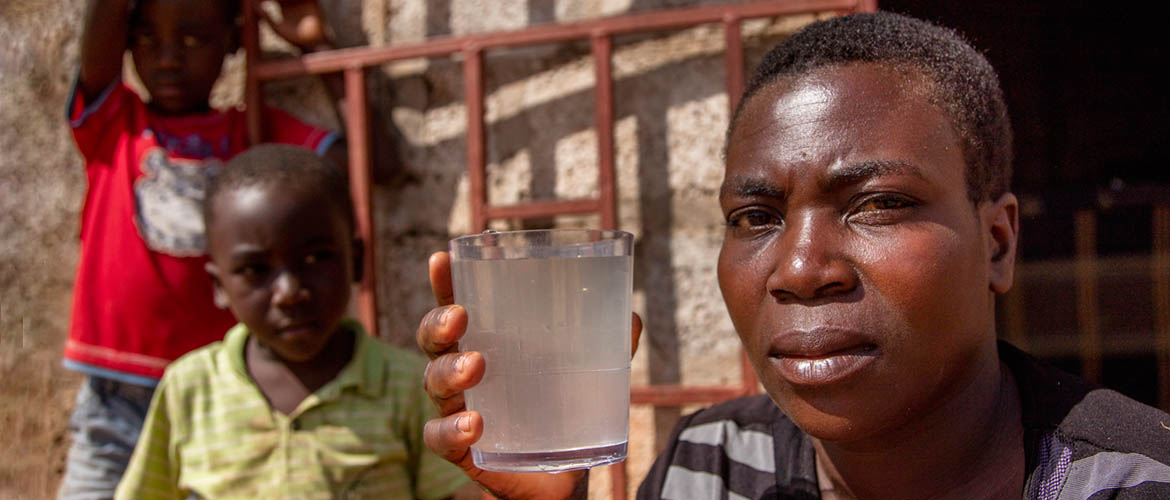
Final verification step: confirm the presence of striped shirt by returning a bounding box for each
[637,342,1170,499]
[116,320,468,500]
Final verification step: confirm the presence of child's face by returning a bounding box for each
[205,182,357,363]
[718,63,1008,443]
[130,0,234,115]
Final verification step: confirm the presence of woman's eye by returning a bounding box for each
[857,196,915,212]
[728,210,778,229]
[849,195,919,225]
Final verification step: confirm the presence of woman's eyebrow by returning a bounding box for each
[822,159,926,191]
[720,159,926,201]
[720,177,786,201]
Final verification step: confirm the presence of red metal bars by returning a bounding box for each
[250,0,865,81]
[244,2,881,495]
[723,15,745,114]
[246,0,874,336]
[590,37,620,495]
[463,47,487,232]
[722,16,760,398]
[484,199,601,221]
[344,67,379,337]
[593,34,618,230]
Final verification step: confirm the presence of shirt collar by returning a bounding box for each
[317,319,385,400]
[224,319,385,401]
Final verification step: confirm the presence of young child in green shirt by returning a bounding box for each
[116,144,471,499]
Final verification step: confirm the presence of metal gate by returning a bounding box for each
[242,1,880,496]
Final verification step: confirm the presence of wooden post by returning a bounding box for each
[1075,210,1100,383]
[1153,206,1170,410]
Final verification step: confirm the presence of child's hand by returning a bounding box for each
[416,251,642,499]
[259,0,332,51]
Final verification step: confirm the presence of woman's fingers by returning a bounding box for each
[632,312,643,357]
[429,251,456,306]
[423,410,483,467]
[416,304,467,360]
[423,351,485,416]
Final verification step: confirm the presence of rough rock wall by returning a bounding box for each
[0,0,826,497]
[280,0,827,394]
[1,1,87,497]
[261,4,826,495]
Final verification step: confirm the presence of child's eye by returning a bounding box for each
[305,251,334,265]
[182,35,205,49]
[133,33,157,48]
[235,264,269,280]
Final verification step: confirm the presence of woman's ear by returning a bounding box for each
[204,262,231,309]
[984,192,1019,294]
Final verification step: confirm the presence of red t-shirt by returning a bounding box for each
[64,79,339,384]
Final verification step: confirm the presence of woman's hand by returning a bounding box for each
[416,252,642,499]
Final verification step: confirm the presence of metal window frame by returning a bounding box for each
[243,1,878,496]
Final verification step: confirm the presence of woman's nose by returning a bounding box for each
[766,212,858,302]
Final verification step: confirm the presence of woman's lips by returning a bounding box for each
[767,328,879,386]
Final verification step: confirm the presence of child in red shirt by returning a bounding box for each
[59,0,344,497]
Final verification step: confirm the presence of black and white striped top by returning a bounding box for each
[637,343,1170,500]
[637,394,819,500]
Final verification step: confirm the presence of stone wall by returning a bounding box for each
[0,1,828,496]
[1,1,88,496]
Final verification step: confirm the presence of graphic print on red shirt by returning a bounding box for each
[64,78,338,384]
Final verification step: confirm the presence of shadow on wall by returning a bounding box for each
[408,0,760,445]
[286,0,783,444]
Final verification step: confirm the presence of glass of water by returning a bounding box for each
[449,229,634,473]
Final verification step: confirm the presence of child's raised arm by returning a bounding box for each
[78,0,132,102]
[261,0,330,51]
[261,0,348,167]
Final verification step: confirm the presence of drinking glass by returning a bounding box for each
[449,229,634,472]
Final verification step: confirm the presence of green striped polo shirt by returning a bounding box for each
[115,320,468,500]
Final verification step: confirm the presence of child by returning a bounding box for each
[60,0,343,497]
[413,12,1170,500]
[115,145,470,499]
